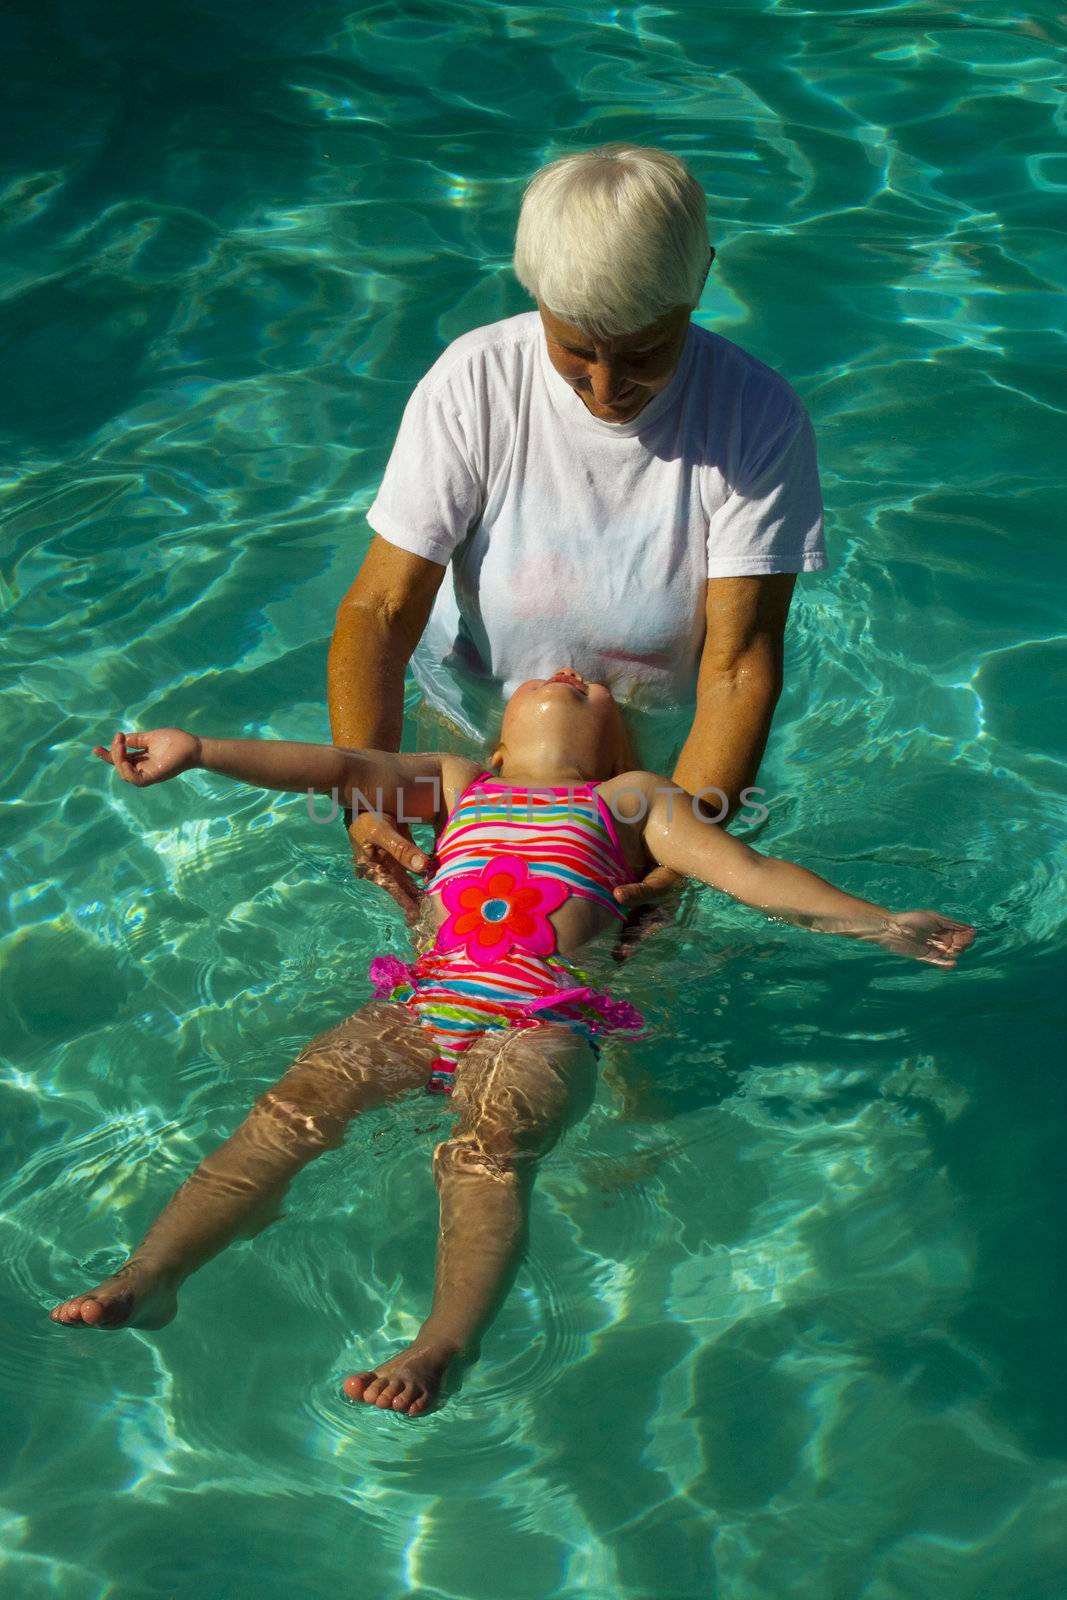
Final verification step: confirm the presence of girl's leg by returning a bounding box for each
[51,1002,436,1330]
[345,1023,597,1415]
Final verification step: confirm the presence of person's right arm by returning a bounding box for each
[327,534,446,752]
[327,535,448,905]
[94,728,446,825]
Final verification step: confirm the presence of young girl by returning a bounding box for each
[51,669,975,1416]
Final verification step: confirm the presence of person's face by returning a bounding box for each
[538,249,714,424]
[496,669,630,775]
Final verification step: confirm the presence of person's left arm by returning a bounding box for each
[625,773,975,967]
[614,572,795,910]
[673,571,795,821]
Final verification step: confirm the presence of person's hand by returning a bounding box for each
[92,729,201,787]
[348,808,431,920]
[611,865,686,964]
[613,864,684,913]
[862,911,976,968]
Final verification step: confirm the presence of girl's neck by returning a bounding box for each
[494,759,599,788]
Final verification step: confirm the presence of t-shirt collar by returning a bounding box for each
[537,318,696,437]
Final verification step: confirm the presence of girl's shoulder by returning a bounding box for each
[594,770,663,879]
[594,769,665,817]
[439,753,488,812]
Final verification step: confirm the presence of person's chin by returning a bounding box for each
[584,391,647,422]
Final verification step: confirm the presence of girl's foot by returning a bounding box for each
[343,1339,460,1416]
[49,1261,179,1330]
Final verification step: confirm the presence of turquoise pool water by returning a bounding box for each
[3,2,1066,1596]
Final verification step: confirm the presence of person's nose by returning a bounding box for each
[586,359,633,405]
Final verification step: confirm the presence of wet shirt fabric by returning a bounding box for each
[369,773,645,1094]
[365,310,827,759]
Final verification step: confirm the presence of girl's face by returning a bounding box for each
[497,670,632,775]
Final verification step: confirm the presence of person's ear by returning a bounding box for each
[488,744,505,772]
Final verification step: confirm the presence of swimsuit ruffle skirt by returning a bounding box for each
[369,949,645,1092]
[366,775,647,1094]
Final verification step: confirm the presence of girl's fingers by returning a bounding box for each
[112,732,139,785]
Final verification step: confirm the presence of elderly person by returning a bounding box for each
[329,143,827,914]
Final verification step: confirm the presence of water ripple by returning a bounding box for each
[2,0,1065,1594]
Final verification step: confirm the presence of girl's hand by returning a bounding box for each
[866,911,976,968]
[92,729,201,787]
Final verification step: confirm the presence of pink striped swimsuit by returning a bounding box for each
[368,772,646,1094]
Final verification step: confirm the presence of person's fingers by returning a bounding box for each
[612,901,675,964]
[111,732,138,784]
[350,814,430,906]
[353,812,430,872]
[613,870,683,909]
[353,834,413,877]
[349,838,423,914]
[614,881,669,909]
[370,823,429,873]
[95,733,156,774]
[614,883,648,909]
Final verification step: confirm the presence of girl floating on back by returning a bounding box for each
[51,670,975,1415]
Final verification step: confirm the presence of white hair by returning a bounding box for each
[512,144,710,338]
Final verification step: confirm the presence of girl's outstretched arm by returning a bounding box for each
[630,776,975,968]
[93,729,445,824]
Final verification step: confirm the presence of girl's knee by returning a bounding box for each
[453,1032,594,1148]
[431,1130,533,1185]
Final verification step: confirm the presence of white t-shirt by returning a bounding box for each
[366,311,827,766]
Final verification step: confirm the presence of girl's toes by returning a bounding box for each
[374,1379,404,1409]
[392,1383,417,1412]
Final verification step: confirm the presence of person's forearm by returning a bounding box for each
[327,605,410,753]
[194,737,437,826]
[746,855,889,936]
[198,737,352,796]
[671,669,779,826]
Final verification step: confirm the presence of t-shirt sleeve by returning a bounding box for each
[706,405,828,576]
[365,374,484,567]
